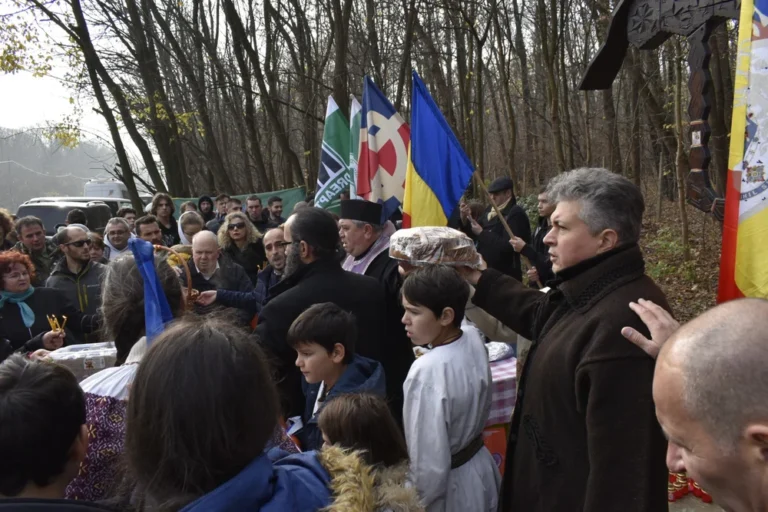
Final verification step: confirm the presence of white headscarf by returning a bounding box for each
[178,211,204,245]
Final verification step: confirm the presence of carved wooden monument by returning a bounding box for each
[580,0,741,221]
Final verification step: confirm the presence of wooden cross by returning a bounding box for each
[579,0,741,221]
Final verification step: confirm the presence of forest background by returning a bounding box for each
[0,0,733,319]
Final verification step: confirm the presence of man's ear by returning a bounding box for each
[438,307,456,327]
[744,423,768,462]
[597,229,619,253]
[331,343,346,364]
[299,240,311,260]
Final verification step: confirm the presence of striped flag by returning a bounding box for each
[719,0,768,301]
[315,96,352,214]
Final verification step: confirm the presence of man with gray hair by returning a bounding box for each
[104,217,132,261]
[461,167,670,512]
[180,230,253,325]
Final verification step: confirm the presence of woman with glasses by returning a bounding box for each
[218,212,266,285]
[0,251,98,353]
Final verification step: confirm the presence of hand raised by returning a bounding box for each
[621,299,680,359]
[42,330,65,350]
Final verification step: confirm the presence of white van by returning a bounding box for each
[84,179,129,199]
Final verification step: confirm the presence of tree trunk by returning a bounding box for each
[674,40,690,261]
[538,0,566,172]
[331,0,354,118]
[148,0,234,193]
[628,48,642,186]
[709,23,730,195]
[222,0,304,187]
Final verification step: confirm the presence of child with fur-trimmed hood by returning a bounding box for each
[318,393,424,512]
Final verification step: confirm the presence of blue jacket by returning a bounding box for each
[299,355,386,450]
[216,265,282,316]
[181,451,330,512]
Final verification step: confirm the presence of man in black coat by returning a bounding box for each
[338,199,414,424]
[216,207,387,418]
[245,195,275,233]
[460,176,531,281]
[510,187,556,286]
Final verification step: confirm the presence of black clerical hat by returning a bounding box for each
[340,199,383,225]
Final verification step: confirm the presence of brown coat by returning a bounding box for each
[472,244,669,512]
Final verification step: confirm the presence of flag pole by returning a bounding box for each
[473,171,543,289]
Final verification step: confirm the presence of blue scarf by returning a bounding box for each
[0,287,36,328]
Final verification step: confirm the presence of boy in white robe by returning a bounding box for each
[401,265,501,512]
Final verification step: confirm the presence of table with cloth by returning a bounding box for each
[483,356,517,476]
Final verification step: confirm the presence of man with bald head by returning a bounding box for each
[624,298,768,512]
[180,230,253,325]
[46,226,106,343]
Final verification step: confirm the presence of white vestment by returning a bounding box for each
[403,327,501,512]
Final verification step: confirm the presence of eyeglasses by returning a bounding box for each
[228,222,246,231]
[66,239,92,248]
[276,241,293,248]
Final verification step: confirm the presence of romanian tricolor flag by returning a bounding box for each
[719,0,768,301]
[402,71,475,228]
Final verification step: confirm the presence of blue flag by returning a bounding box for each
[403,71,475,227]
[129,238,174,344]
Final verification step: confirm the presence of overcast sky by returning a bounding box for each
[0,70,107,137]
[0,67,144,177]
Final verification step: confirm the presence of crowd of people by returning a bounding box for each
[0,168,766,512]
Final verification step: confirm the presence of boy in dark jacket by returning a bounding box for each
[287,302,386,451]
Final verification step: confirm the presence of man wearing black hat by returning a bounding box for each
[339,199,414,424]
[460,176,531,281]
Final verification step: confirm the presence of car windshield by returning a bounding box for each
[16,205,71,236]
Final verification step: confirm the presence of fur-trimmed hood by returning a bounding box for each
[318,446,424,512]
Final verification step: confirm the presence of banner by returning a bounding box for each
[719,0,768,301]
[349,96,363,198]
[171,187,306,219]
[358,76,410,222]
[315,96,353,214]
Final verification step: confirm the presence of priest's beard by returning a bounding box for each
[283,248,306,279]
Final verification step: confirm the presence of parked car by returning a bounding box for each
[22,196,132,216]
[16,201,112,236]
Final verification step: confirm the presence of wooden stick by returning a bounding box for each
[473,172,544,289]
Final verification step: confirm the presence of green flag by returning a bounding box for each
[316,96,352,213]
[349,95,363,198]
